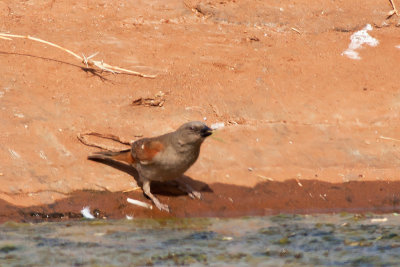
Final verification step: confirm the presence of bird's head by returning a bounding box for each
[175,121,213,146]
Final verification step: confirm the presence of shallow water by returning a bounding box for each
[0,213,400,266]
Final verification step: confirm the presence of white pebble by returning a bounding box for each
[211,122,225,130]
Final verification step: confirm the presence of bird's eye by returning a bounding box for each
[190,126,195,131]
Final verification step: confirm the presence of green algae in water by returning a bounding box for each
[1,214,400,266]
[275,236,291,245]
[151,252,208,265]
[0,245,18,253]
[270,213,304,223]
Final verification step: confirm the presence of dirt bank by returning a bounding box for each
[1,0,400,222]
[1,179,400,223]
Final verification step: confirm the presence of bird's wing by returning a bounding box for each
[131,138,165,165]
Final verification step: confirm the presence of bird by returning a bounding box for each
[88,121,213,212]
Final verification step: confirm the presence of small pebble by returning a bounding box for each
[14,113,24,118]
[211,122,225,130]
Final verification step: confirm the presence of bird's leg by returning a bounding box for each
[142,179,170,212]
[178,180,202,199]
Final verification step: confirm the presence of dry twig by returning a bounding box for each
[291,27,301,34]
[387,0,399,18]
[122,187,141,193]
[127,197,153,209]
[77,132,133,151]
[0,33,156,78]
[379,135,400,142]
[132,91,166,107]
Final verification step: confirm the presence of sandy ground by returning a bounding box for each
[1,0,400,222]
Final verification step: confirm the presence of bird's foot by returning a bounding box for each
[179,182,202,199]
[142,179,170,212]
[188,190,202,199]
[153,199,170,212]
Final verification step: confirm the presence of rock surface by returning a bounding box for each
[0,0,399,220]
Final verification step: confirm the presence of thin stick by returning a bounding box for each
[388,0,399,17]
[291,27,301,34]
[127,197,153,209]
[0,33,156,78]
[380,135,400,142]
[80,132,132,145]
[390,0,399,14]
[77,132,132,151]
[77,134,118,151]
[122,187,141,193]
[0,36,12,41]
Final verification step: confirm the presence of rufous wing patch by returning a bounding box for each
[133,140,164,163]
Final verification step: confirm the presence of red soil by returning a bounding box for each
[1,0,400,222]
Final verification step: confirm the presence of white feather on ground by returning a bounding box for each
[81,206,95,219]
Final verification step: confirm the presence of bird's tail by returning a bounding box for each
[88,149,135,164]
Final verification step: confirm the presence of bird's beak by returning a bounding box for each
[200,126,213,137]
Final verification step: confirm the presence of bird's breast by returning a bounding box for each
[141,145,200,181]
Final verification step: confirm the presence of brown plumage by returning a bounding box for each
[88,121,213,212]
[88,149,135,164]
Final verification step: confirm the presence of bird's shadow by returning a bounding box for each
[89,158,213,196]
